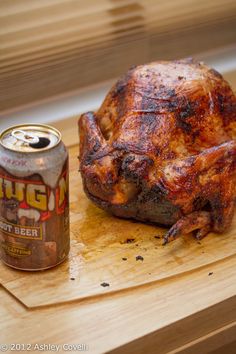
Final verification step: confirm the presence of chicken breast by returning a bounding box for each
[79,59,236,244]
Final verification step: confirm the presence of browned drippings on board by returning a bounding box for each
[0,145,235,308]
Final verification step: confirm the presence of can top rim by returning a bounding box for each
[0,123,62,153]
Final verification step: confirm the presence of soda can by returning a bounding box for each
[0,124,70,270]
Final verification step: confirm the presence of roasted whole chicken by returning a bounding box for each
[79,59,236,244]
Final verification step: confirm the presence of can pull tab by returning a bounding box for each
[12,129,40,145]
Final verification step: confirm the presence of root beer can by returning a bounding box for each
[0,124,70,270]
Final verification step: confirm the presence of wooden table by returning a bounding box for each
[0,117,236,354]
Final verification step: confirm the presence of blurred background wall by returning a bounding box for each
[0,0,236,121]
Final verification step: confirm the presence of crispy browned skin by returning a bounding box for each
[79,59,236,244]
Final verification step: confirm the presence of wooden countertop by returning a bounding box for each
[0,117,236,354]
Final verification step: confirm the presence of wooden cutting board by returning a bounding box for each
[0,143,236,309]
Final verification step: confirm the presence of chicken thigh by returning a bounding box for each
[79,59,236,244]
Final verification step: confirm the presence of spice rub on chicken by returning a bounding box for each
[79,59,236,244]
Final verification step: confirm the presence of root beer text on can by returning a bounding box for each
[0,124,70,270]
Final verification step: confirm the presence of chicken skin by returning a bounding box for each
[79,59,236,244]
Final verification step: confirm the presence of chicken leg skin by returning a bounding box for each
[162,140,236,244]
[163,211,211,244]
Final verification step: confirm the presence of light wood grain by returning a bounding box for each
[1,255,236,354]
